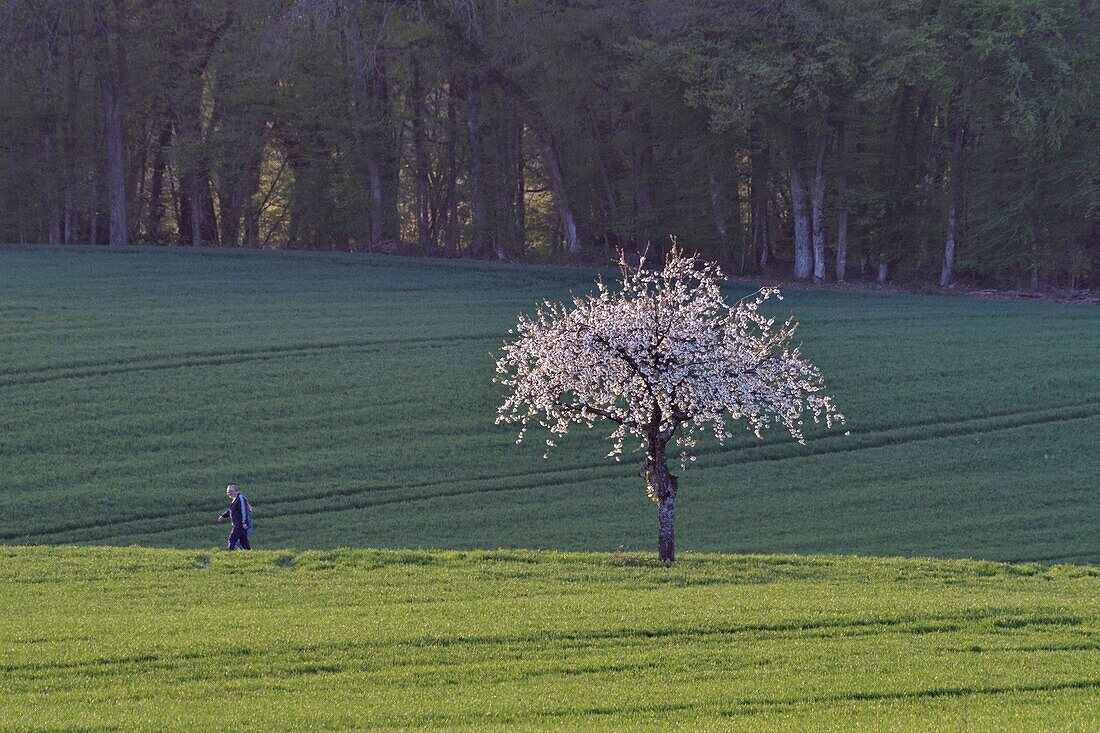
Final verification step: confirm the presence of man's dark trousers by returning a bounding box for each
[226,524,251,551]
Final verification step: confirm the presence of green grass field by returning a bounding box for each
[2,244,1098,561]
[4,546,1100,731]
[4,245,1100,730]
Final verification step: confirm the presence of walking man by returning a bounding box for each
[217,484,252,550]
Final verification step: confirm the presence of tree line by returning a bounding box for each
[2,0,1096,288]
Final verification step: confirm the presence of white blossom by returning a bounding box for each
[495,248,844,486]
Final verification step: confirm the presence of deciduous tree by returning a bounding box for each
[496,249,844,562]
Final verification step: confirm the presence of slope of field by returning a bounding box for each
[2,244,1098,561]
[3,546,1100,731]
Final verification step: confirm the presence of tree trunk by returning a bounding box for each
[535,126,579,258]
[344,7,393,250]
[62,6,80,245]
[177,178,192,245]
[491,107,522,259]
[645,435,678,563]
[877,251,889,283]
[411,62,431,251]
[88,172,99,245]
[811,138,828,284]
[63,190,75,245]
[466,73,490,257]
[940,116,964,287]
[144,122,172,241]
[186,169,205,247]
[103,72,127,244]
[790,165,812,280]
[96,0,128,246]
[708,162,730,263]
[1030,238,1040,291]
[217,132,264,249]
[835,121,848,283]
[366,141,385,247]
[514,120,526,257]
[440,80,460,253]
[658,491,675,563]
[750,130,769,271]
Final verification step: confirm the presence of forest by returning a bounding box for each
[1,0,1096,288]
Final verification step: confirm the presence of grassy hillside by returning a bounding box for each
[3,546,1100,731]
[2,245,1098,561]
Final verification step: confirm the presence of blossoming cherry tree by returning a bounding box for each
[496,249,844,562]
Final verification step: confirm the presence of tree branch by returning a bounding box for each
[558,401,640,431]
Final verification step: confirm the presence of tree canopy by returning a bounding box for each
[1,0,1096,288]
[496,249,844,561]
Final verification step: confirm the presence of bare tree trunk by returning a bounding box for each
[645,431,678,564]
[811,138,828,283]
[708,162,730,263]
[411,62,431,251]
[790,165,812,280]
[180,160,218,247]
[103,67,127,245]
[366,141,385,247]
[186,169,205,247]
[515,120,526,257]
[877,251,888,283]
[534,126,579,258]
[466,73,490,257]
[343,7,393,250]
[88,172,99,245]
[217,132,264,248]
[63,191,75,244]
[835,121,848,283]
[492,108,523,259]
[658,490,675,563]
[144,123,172,241]
[750,129,769,271]
[44,133,61,245]
[177,178,192,245]
[940,116,964,287]
[1030,238,1040,291]
[174,54,208,246]
[62,5,79,245]
[95,0,128,246]
[440,81,461,253]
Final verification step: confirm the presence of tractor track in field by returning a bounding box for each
[721,679,1100,717]
[0,607,1068,678]
[0,333,501,387]
[9,400,1099,544]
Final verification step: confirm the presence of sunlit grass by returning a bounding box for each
[2,546,1100,731]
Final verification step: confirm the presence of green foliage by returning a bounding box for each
[3,545,1100,730]
[0,0,1094,284]
[2,246,1098,561]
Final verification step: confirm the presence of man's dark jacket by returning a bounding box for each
[219,494,249,528]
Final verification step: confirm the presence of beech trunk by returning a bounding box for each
[96,0,128,246]
[790,166,812,280]
[410,62,431,250]
[535,126,580,258]
[835,121,848,283]
[749,129,769,271]
[466,74,490,257]
[940,116,965,287]
[811,139,828,284]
